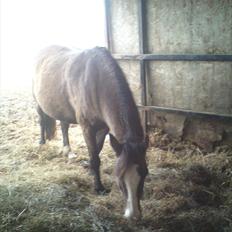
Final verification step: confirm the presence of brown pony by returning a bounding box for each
[33,45,148,219]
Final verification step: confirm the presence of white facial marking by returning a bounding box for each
[123,164,141,219]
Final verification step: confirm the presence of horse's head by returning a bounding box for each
[116,140,148,220]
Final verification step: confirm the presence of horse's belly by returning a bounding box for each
[37,91,77,124]
[45,104,77,124]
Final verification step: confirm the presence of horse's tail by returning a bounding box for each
[44,114,56,140]
[37,105,56,141]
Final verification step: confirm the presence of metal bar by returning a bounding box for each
[137,105,232,119]
[138,0,146,54]
[113,54,232,61]
[104,0,113,51]
[138,0,148,132]
[138,0,146,105]
[140,60,147,106]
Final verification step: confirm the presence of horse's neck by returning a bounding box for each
[107,108,144,144]
[106,94,143,144]
[96,55,144,143]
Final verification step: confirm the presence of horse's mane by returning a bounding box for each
[91,47,144,142]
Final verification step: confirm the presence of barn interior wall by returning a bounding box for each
[118,60,141,104]
[147,61,232,115]
[148,112,232,152]
[110,0,139,54]
[108,0,232,151]
[146,0,232,55]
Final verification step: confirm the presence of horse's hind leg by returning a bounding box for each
[37,105,46,144]
[60,121,71,155]
[81,125,106,193]
[36,105,56,144]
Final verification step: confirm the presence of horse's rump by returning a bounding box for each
[33,46,80,124]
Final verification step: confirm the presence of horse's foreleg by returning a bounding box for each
[60,121,71,156]
[81,125,105,193]
[96,128,108,154]
[109,134,123,156]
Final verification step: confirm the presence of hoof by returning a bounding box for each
[62,146,71,156]
[68,152,77,159]
[39,139,45,145]
[80,161,90,169]
[95,186,110,195]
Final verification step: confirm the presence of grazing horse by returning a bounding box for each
[33,45,148,219]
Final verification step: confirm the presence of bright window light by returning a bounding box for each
[0,0,106,90]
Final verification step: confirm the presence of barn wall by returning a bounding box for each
[118,60,141,105]
[110,0,139,54]
[109,0,141,104]
[147,61,232,114]
[108,0,232,151]
[146,0,232,55]
[145,0,232,115]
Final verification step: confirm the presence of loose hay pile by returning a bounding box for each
[0,90,232,232]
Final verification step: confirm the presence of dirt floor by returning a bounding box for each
[0,89,232,232]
